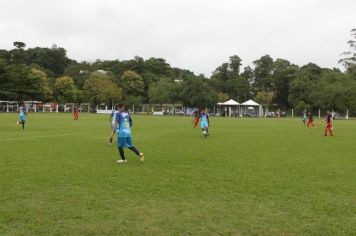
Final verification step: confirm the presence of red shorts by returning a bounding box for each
[326,123,332,129]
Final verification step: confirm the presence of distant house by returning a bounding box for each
[174,79,183,83]
[97,70,109,74]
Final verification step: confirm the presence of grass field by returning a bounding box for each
[0,113,356,235]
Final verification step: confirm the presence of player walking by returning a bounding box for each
[324,111,333,136]
[16,105,27,130]
[200,109,209,137]
[111,104,144,163]
[307,112,316,128]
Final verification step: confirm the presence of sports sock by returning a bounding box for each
[118,147,126,160]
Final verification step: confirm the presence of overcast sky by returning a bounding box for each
[0,0,355,76]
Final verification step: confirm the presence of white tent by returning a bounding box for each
[217,99,240,117]
[240,100,263,117]
[241,99,260,106]
[222,99,240,106]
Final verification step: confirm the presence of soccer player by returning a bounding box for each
[324,111,333,136]
[301,111,307,125]
[192,109,200,128]
[73,106,79,120]
[111,103,144,163]
[108,105,119,145]
[307,112,316,128]
[16,105,27,130]
[200,109,209,137]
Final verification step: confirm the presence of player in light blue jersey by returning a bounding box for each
[108,105,120,144]
[16,105,27,130]
[111,103,144,163]
[200,109,209,137]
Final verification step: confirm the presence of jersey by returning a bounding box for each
[116,112,132,138]
[326,114,332,123]
[111,110,119,126]
[200,113,209,128]
[19,107,26,121]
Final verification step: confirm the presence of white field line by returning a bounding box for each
[0,131,97,142]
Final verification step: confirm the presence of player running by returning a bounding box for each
[307,112,316,128]
[111,104,144,163]
[192,109,200,128]
[109,105,119,145]
[324,111,333,136]
[200,109,209,137]
[73,106,79,120]
[16,105,27,130]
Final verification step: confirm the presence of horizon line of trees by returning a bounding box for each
[1,28,356,114]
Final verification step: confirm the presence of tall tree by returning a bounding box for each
[53,76,76,103]
[252,55,274,91]
[339,28,356,70]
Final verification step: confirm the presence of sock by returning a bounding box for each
[109,137,113,143]
[118,147,125,160]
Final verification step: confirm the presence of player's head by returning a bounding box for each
[115,104,120,110]
[326,111,330,115]
[118,103,125,111]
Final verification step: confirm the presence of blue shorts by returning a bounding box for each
[117,137,133,148]
[200,122,208,129]
[20,116,26,122]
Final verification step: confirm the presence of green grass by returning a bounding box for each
[0,113,356,235]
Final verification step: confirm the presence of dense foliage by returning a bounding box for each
[1,28,356,112]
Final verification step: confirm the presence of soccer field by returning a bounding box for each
[0,113,355,235]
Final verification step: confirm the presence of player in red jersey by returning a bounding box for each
[324,111,333,136]
[192,109,200,128]
[73,106,79,120]
[307,112,316,128]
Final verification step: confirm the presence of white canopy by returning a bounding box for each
[241,99,260,106]
[220,99,240,106]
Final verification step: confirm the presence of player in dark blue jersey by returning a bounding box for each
[111,104,144,163]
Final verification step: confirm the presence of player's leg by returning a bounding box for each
[127,138,144,161]
[116,137,127,163]
[117,147,126,162]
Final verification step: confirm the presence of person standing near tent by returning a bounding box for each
[16,104,27,130]
[324,111,333,136]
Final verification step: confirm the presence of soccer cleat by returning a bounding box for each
[139,153,144,162]
[117,159,127,163]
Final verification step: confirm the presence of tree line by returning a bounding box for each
[0,28,355,114]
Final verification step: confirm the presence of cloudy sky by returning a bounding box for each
[0,0,355,75]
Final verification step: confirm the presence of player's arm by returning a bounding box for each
[129,115,133,127]
[111,115,119,135]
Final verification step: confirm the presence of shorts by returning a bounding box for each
[326,123,332,129]
[200,122,208,129]
[118,137,133,148]
[20,116,26,122]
